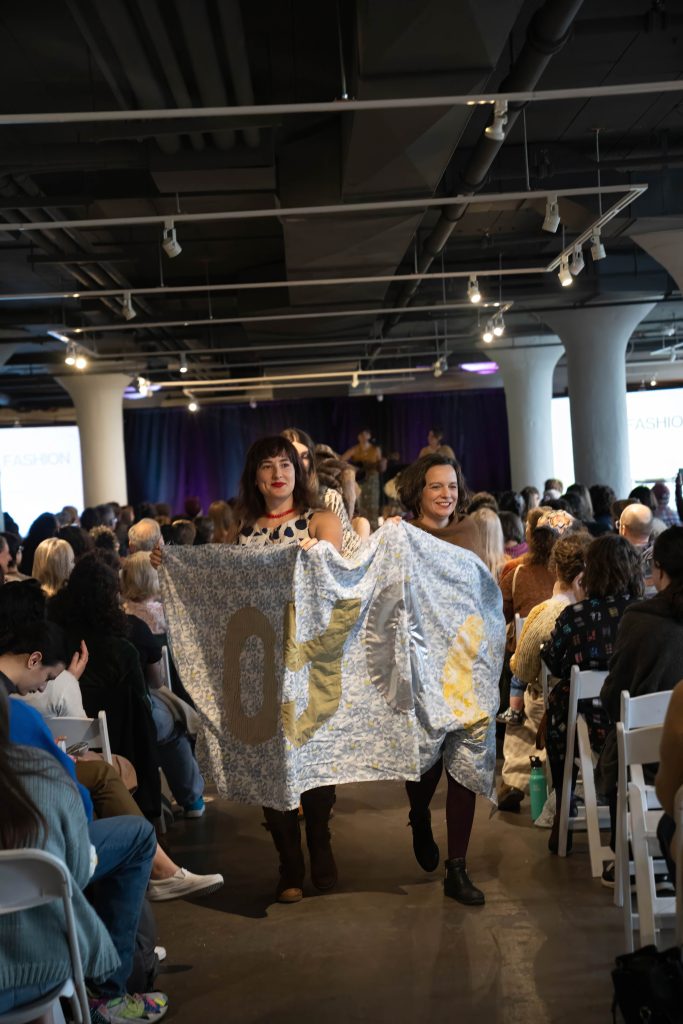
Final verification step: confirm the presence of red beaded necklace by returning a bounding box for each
[264,507,296,520]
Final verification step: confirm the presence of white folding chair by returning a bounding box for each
[160,645,173,691]
[557,666,612,874]
[615,690,673,913]
[44,711,113,765]
[674,783,683,947]
[514,613,525,648]
[629,777,676,949]
[0,849,89,1024]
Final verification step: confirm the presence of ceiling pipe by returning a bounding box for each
[1,80,681,126]
[0,183,639,233]
[386,0,587,328]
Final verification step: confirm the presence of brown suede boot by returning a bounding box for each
[301,786,338,892]
[263,807,305,902]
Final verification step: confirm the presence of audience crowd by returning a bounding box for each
[1,422,682,1021]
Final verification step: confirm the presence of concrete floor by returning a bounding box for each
[154,781,633,1024]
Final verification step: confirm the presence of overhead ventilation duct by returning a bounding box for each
[387,0,587,327]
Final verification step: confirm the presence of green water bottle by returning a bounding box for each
[529,756,548,822]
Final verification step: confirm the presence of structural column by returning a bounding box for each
[58,373,130,507]
[0,344,16,529]
[493,339,563,493]
[632,225,683,292]
[543,304,655,497]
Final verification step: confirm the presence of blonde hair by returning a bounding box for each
[121,552,160,603]
[208,500,233,544]
[471,507,507,580]
[32,538,75,597]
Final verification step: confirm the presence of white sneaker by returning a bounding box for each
[147,868,224,902]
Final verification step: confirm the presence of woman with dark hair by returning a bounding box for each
[498,511,527,560]
[542,534,644,852]
[520,486,540,519]
[500,509,576,625]
[57,524,94,561]
[341,428,384,530]
[629,484,657,513]
[396,452,483,560]
[226,436,342,902]
[20,511,58,576]
[282,427,363,558]
[590,484,617,534]
[208,500,233,544]
[0,531,27,582]
[395,453,490,904]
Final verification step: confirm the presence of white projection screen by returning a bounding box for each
[552,387,683,494]
[0,426,84,535]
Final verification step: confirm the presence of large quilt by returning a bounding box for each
[159,522,505,811]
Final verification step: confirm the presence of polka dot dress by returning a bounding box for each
[238,509,315,547]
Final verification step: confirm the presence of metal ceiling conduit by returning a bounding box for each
[386,0,587,328]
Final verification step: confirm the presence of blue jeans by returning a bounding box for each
[87,815,156,997]
[150,692,204,808]
[510,674,526,699]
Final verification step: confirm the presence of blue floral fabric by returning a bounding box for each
[159,523,505,810]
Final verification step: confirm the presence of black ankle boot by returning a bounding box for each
[301,787,338,892]
[263,807,305,902]
[444,859,485,905]
[408,809,440,872]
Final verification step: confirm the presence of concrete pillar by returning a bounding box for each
[0,345,16,529]
[632,226,683,291]
[543,304,655,496]
[58,373,130,506]
[493,339,563,492]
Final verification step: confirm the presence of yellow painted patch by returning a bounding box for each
[441,615,489,729]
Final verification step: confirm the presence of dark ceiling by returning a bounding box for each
[0,0,682,413]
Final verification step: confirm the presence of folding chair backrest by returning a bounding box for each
[569,665,607,703]
[620,689,673,731]
[0,849,89,1023]
[675,784,683,946]
[160,645,172,690]
[514,613,525,647]
[44,711,113,765]
[620,723,663,773]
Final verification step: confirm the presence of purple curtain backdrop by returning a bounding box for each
[124,388,511,512]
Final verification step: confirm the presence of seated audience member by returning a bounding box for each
[80,507,102,532]
[498,532,592,808]
[96,504,117,530]
[116,504,135,555]
[652,481,681,527]
[60,504,80,526]
[500,509,576,624]
[470,507,506,580]
[499,511,527,560]
[155,503,172,521]
[49,555,162,820]
[618,501,655,588]
[21,512,58,576]
[0,531,27,582]
[193,516,214,545]
[544,478,563,496]
[0,690,167,1021]
[91,524,121,554]
[418,426,455,460]
[128,518,163,554]
[170,519,196,546]
[520,486,540,518]
[122,554,166,634]
[208,500,234,544]
[597,527,683,877]
[184,496,202,519]
[58,524,94,561]
[498,491,526,519]
[466,491,498,514]
[612,498,636,527]
[655,678,683,881]
[629,484,656,513]
[588,485,617,535]
[32,537,75,597]
[542,534,644,853]
[135,502,157,523]
[563,485,596,530]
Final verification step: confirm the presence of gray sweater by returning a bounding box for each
[0,747,119,992]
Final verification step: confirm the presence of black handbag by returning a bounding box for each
[612,944,683,1023]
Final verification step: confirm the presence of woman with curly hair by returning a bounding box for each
[542,533,644,853]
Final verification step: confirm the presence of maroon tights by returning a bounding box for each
[405,757,476,860]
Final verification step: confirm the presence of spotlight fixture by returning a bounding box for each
[162,219,182,259]
[482,321,494,343]
[649,375,657,388]
[188,398,199,412]
[590,229,606,261]
[542,194,560,234]
[557,256,573,287]
[249,400,258,410]
[433,355,448,378]
[137,376,151,398]
[569,244,585,276]
[64,341,77,366]
[179,354,188,374]
[484,99,508,142]
[376,394,384,403]
[492,312,505,337]
[121,291,136,321]
[467,275,481,304]
[74,352,87,370]
[351,370,359,388]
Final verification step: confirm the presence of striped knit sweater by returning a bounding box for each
[509,594,571,688]
[0,747,119,992]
